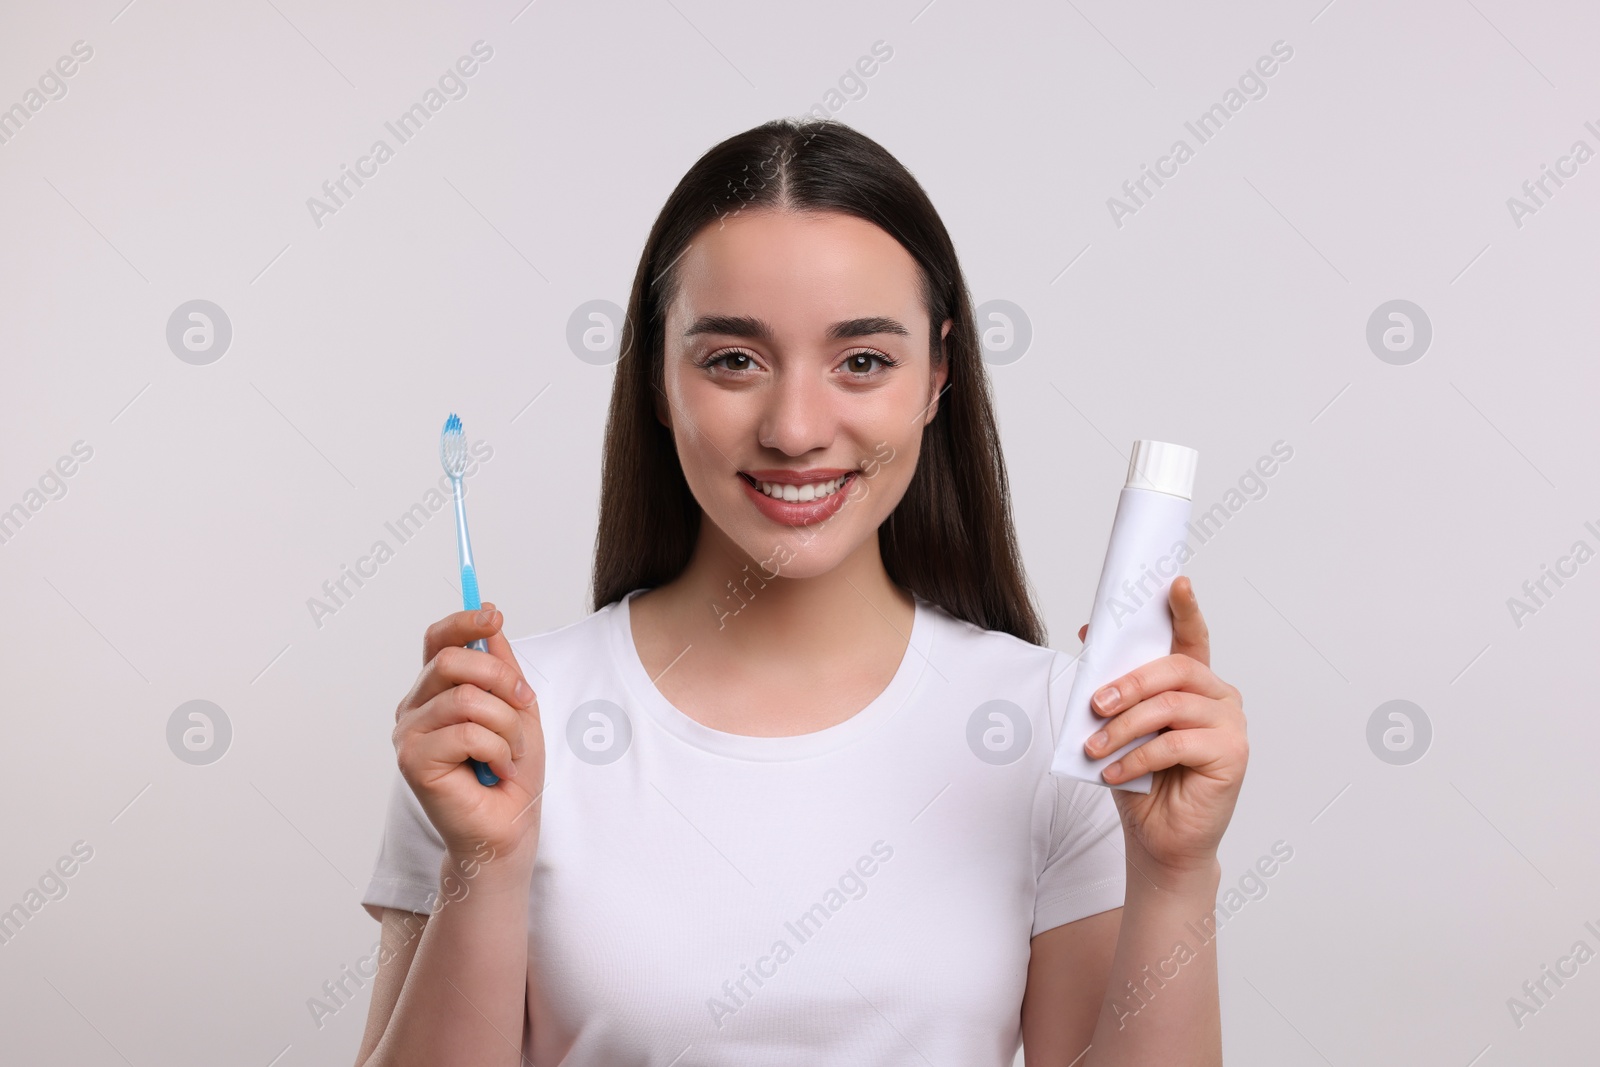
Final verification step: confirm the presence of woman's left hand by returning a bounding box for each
[1078,576,1248,882]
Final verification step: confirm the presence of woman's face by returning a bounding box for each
[657,208,950,580]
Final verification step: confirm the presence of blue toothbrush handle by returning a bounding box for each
[459,565,500,787]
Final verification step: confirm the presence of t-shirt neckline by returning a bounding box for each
[609,586,931,761]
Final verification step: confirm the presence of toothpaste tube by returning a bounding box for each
[1051,440,1199,793]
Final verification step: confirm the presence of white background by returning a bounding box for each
[1,1,1596,1064]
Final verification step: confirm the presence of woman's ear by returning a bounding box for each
[654,373,673,430]
[925,318,953,424]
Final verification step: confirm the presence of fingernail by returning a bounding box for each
[1086,730,1108,754]
[1103,760,1122,780]
[515,680,534,705]
[1093,686,1119,713]
[476,608,494,626]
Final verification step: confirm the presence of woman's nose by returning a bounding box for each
[757,370,838,455]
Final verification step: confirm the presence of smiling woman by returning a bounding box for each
[358,117,1240,1067]
[595,120,1039,641]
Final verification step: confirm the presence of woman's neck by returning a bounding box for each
[631,521,914,690]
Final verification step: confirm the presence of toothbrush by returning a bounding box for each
[439,413,499,787]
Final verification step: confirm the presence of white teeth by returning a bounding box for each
[755,475,846,501]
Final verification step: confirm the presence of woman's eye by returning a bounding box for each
[704,350,756,372]
[843,351,897,375]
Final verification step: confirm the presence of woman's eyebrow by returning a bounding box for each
[682,315,911,342]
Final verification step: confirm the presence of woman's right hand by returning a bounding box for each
[393,602,545,869]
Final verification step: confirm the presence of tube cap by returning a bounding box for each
[1125,440,1198,499]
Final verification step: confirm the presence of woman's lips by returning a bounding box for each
[737,470,856,526]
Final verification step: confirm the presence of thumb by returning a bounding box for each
[1077,623,1088,643]
[1167,576,1210,667]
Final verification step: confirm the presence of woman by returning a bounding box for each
[355,118,1247,1067]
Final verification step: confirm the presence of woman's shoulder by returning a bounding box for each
[504,594,625,671]
[915,598,1079,757]
[918,595,1067,684]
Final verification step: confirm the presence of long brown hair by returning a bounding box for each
[590,117,1046,646]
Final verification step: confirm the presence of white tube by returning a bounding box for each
[1050,440,1199,794]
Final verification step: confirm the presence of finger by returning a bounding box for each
[404,684,525,769]
[483,621,541,697]
[406,644,535,730]
[423,603,502,664]
[1077,623,1088,643]
[1168,578,1209,667]
[412,719,518,784]
[1089,651,1231,719]
[1083,689,1224,759]
[480,612,548,723]
[1103,725,1232,784]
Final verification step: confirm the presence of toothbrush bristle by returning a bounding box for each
[439,412,470,477]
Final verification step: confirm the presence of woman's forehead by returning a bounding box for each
[667,212,925,339]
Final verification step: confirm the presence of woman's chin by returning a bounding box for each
[714,521,859,581]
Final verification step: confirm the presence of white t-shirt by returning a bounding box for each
[362,587,1126,1066]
